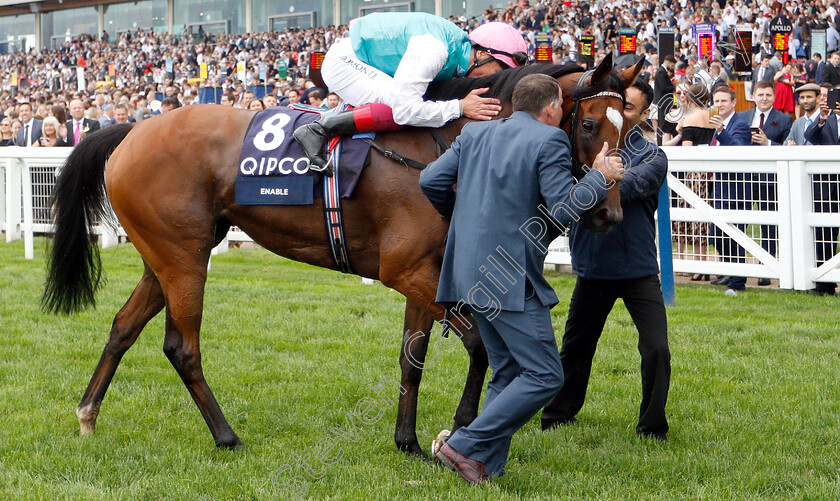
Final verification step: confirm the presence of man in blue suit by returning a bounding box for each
[540,77,671,440]
[803,84,840,296]
[736,80,792,285]
[710,85,752,293]
[420,74,623,484]
[751,54,776,89]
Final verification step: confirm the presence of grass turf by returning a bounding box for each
[1,238,839,500]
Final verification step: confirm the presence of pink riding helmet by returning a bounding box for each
[468,22,529,68]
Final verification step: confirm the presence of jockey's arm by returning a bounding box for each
[390,34,461,128]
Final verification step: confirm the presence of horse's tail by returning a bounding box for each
[42,123,134,314]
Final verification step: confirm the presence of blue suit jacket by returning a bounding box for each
[804,113,840,145]
[714,113,751,145]
[15,118,42,146]
[736,108,792,145]
[419,111,608,312]
[569,127,668,280]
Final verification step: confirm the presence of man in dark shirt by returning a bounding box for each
[541,77,671,441]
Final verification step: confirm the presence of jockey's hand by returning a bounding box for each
[592,142,624,185]
[459,87,502,121]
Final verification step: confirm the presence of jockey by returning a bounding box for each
[293,13,528,169]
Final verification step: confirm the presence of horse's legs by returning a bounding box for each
[158,267,242,449]
[385,265,489,458]
[450,320,488,434]
[77,262,165,435]
[395,300,433,457]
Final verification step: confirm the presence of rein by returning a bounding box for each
[362,128,451,170]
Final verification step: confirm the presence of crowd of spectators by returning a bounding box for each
[1,0,840,137]
[0,0,837,292]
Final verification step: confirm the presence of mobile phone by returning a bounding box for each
[828,88,840,111]
[750,127,760,134]
[709,106,719,118]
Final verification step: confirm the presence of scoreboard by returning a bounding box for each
[309,51,325,71]
[734,25,752,74]
[769,16,793,65]
[692,23,716,60]
[535,32,552,63]
[579,34,594,66]
[618,28,636,55]
[698,33,714,58]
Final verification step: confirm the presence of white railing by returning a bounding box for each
[546,146,840,291]
[2,147,838,290]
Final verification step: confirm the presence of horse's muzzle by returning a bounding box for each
[582,207,623,234]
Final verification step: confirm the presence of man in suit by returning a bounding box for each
[540,77,671,441]
[821,52,840,86]
[736,80,793,285]
[654,54,677,141]
[803,84,840,295]
[751,54,775,89]
[786,83,822,145]
[16,102,42,147]
[56,98,101,147]
[420,74,623,483]
[710,85,752,293]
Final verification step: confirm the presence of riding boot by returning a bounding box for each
[293,103,404,170]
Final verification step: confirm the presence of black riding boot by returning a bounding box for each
[293,110,361,170]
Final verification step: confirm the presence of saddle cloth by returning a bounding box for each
[235,106,371,205]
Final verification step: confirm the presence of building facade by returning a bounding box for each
[0,0,489,52]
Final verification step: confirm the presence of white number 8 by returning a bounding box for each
[253,113,291,151]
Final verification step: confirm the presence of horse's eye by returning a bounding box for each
[581,120,595,133]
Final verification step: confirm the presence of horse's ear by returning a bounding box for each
[589,52,613,86]
[618,56,646,90]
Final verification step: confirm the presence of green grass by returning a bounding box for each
[1,238,839,500]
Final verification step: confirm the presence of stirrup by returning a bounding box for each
[307,155,334,177]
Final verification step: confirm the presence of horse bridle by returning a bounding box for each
[560,69,624,176]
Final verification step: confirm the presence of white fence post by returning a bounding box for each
[0,158,6,235]
[775,160,794,289]
[787,160,814,290]
[4,157,22,242]
[21,160,34,260]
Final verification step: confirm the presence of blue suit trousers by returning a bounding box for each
[446,287,564,476]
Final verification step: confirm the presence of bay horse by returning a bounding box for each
[43,54,644,456]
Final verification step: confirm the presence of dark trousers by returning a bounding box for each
[447,286,564,476]
[541,275,670,437]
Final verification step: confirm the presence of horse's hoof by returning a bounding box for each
[396,439,429,460]
[216,434,244,450]
[77,404,99,436]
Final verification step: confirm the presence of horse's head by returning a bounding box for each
[560,53,646,233]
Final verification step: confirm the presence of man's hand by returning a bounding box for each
[709,114,724,133]
[459,87,502,121]
[787,139,797,145]
[819,96,830,123]
[592,141,624,185]
[751,128,769,146]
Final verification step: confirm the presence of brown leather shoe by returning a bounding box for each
[438,443,490,485]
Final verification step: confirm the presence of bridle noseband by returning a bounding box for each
[560,69,624,176]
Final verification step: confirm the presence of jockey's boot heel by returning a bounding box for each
[293,110,360,171]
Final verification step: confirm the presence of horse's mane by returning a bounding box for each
[423,63,626,103]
